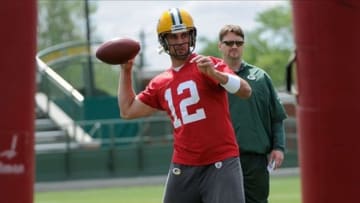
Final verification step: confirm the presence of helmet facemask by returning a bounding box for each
[158,28,196,60]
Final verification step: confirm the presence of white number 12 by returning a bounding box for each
[164,80,206,128]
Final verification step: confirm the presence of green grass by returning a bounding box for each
[35,185,164,203]
[35,176,301,203]
[269,176,301,203]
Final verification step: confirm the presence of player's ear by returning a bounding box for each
[218,41,222,50]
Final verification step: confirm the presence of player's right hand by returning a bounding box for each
[120,58,135,71]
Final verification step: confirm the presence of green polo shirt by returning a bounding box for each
[228,61,287,154]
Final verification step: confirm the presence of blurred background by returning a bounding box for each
[35,0,297,184]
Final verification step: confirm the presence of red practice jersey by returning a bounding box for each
[137,54,239,165]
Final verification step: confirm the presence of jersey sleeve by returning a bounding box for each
[265,73,288,122]
[137,79,163,110]
[263,72,287,152]
[272,120,286,152]
[211,57,235,74]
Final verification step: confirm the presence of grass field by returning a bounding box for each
[35,176,301,203]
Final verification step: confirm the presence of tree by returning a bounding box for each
[37,0,98,51]
[37,0,100,97]
[199,4,294,88]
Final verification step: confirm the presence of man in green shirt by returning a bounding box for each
[218,24,288,203]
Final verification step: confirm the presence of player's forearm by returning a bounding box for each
[210,70,252,99]
[118,68,137,119]
[235,79,252,99]
[209,69,229,84]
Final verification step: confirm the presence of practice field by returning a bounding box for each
[35,176,301,203]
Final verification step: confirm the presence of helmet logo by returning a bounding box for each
[171,24,187,33]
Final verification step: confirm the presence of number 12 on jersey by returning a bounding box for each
[164,80,206,128]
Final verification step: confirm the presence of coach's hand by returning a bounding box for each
[269,150,284,170]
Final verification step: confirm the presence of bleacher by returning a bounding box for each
[35,102,81,153]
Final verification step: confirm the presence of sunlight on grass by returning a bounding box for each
[269,176,301,203]
[36,176,301,203]
[36,185,164,203]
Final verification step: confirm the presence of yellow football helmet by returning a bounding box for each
[157,8,197,57]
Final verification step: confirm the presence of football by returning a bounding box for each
[95,37,140,65]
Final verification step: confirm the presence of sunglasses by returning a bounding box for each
[222,40,244,47]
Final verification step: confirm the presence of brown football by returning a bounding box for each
[95,37,140,65]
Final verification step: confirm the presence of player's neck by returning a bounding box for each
[171,56,189,68]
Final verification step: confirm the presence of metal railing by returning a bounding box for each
[37,57,84,105]
[35,116,173,153]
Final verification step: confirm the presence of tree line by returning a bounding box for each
[199,4,293,88]
[38,1,293,88]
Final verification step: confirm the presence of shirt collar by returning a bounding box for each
[235,61,246,74]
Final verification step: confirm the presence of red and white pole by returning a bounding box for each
[292,0,360,202]
[0,1,37,203]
